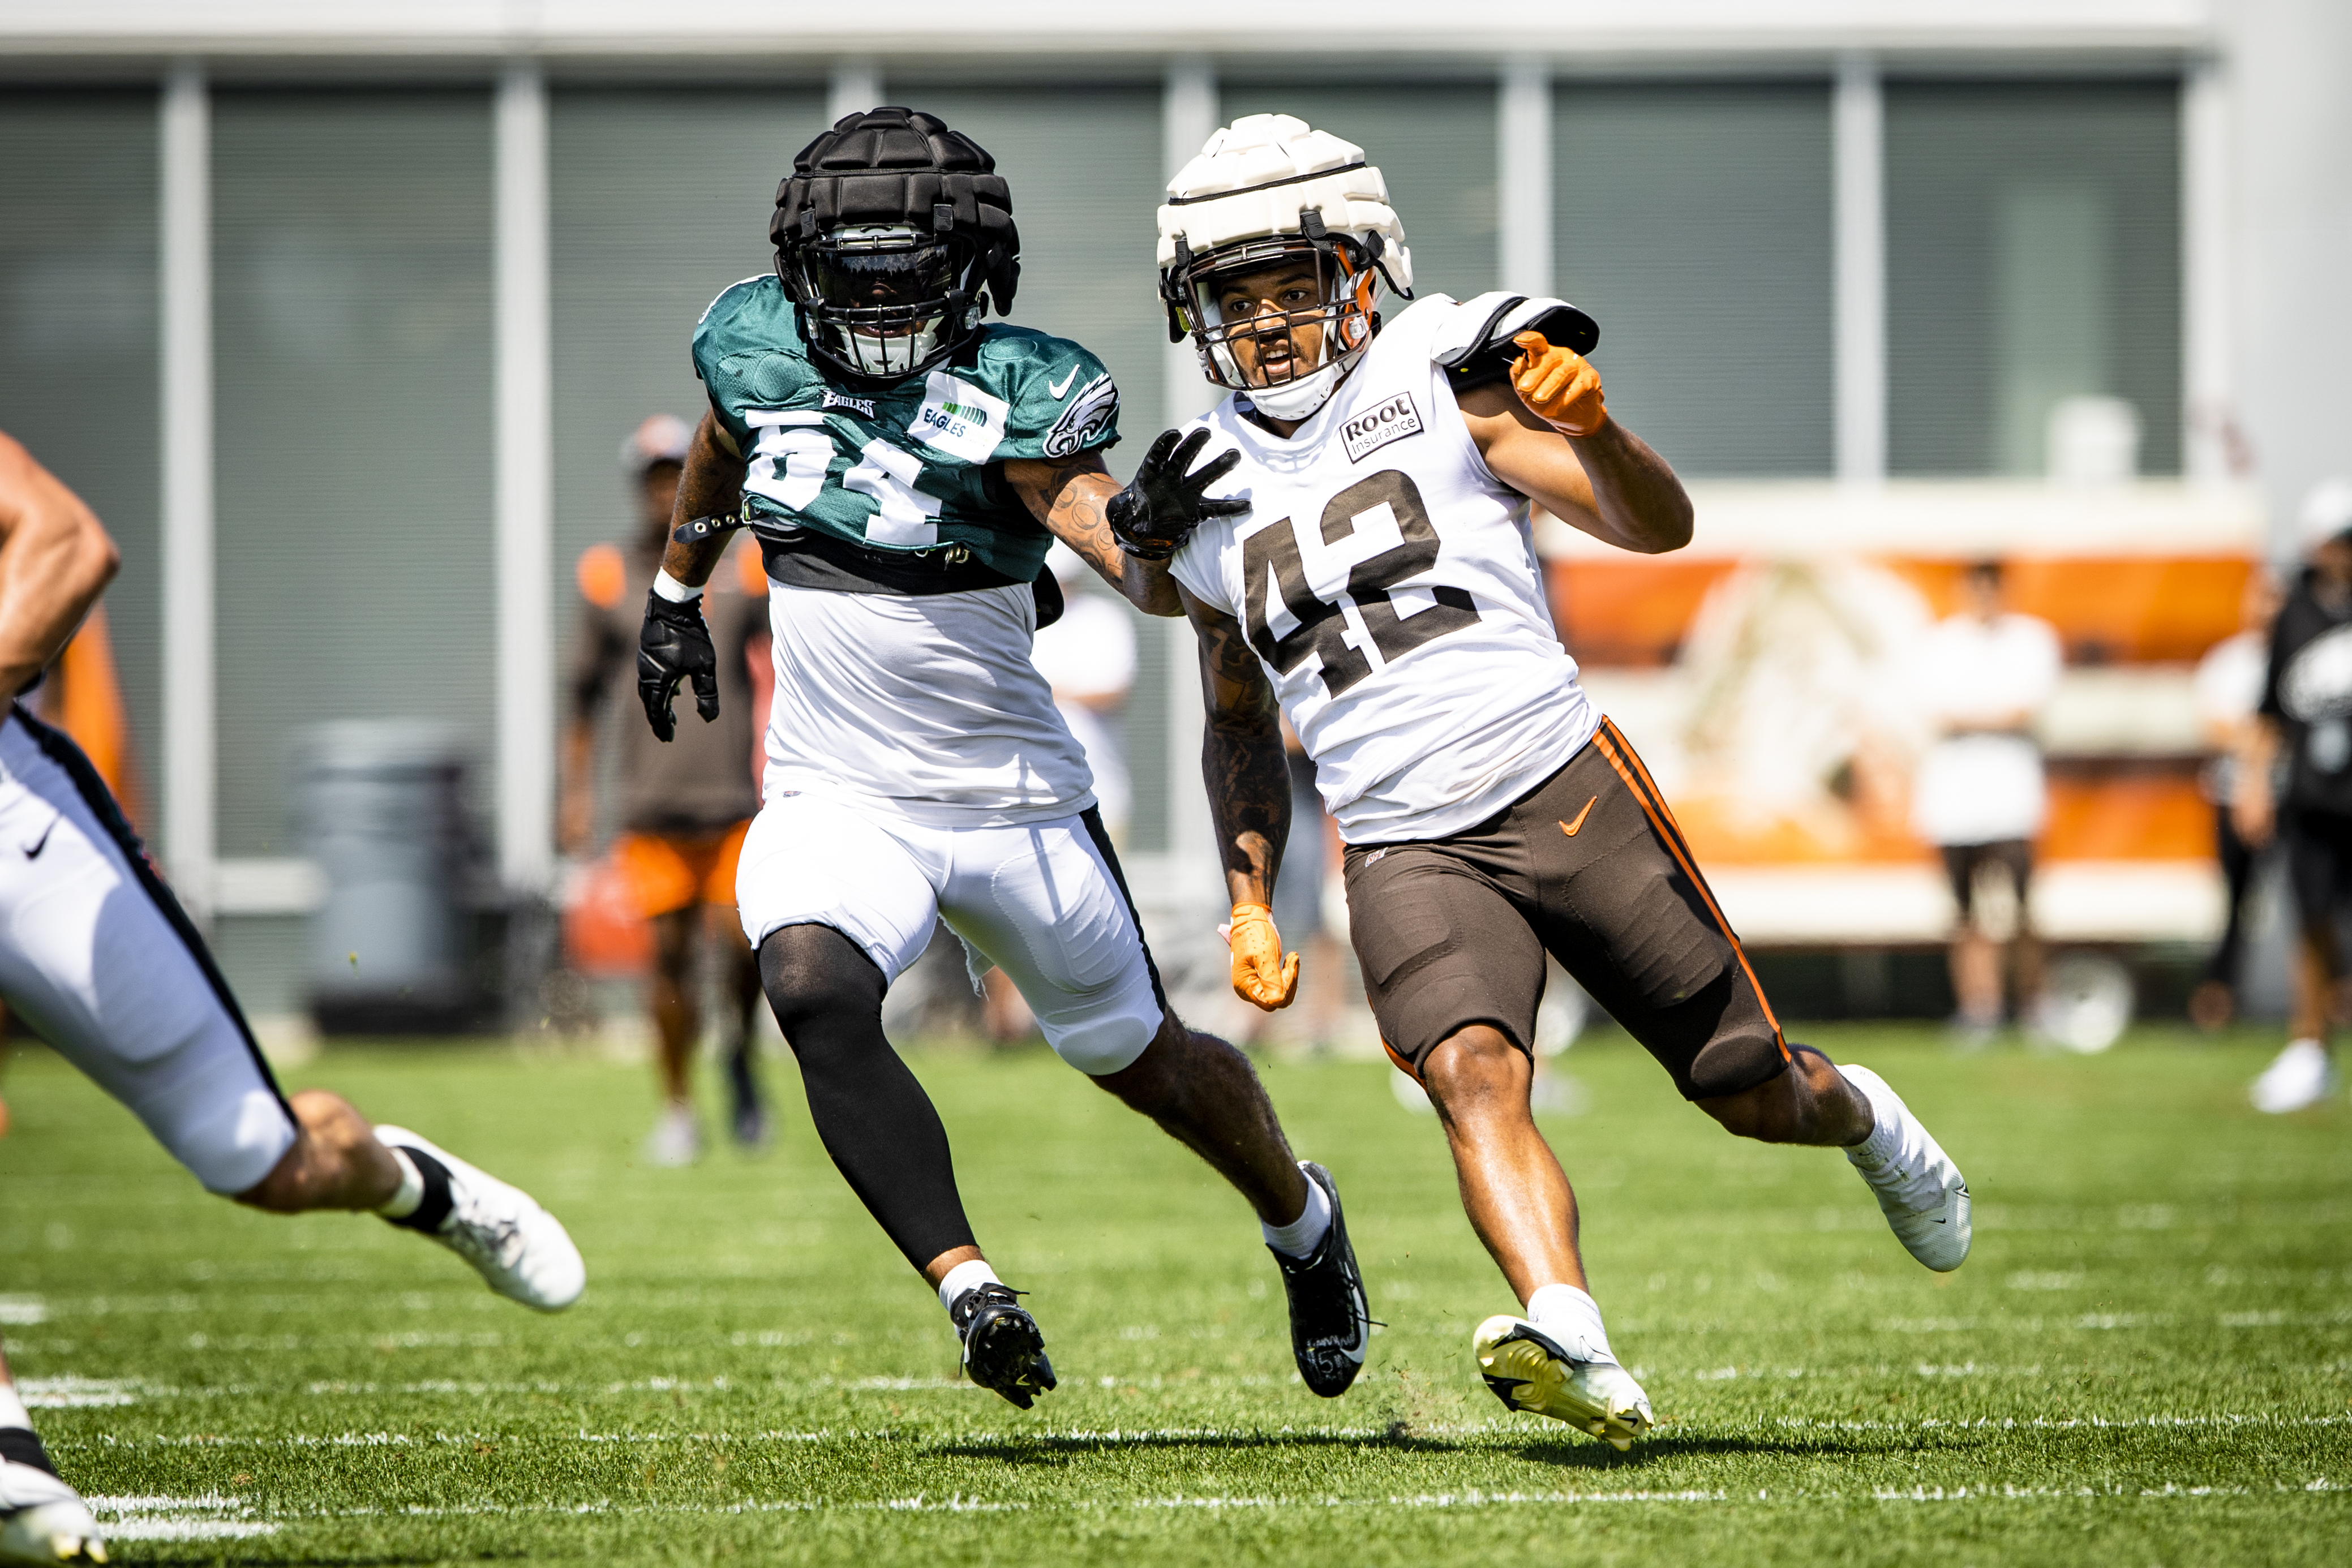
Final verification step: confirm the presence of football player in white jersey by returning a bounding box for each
[1115,115,1973,1451]
[637,109,1367,1411]
[0,433,583,1565]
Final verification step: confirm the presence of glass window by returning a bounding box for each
[0,89,161,812]
[212,89,495,857]
[548,87,828,624]
[1886,80,2181,477]
[1552,81,1835,476]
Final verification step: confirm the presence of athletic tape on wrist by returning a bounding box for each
[653,569,703,603]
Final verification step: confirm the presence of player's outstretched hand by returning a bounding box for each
[1510,331,1609,437]
[1108,427,1250,561]
[1224,901,1301,1012]
[637,590,720,742]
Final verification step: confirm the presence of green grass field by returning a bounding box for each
[2,1027,2347,1565]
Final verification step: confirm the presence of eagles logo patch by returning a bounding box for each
[1042,372,1119,458]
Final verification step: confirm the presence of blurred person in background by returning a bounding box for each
[2238,479,2352,1112]
[1909,560,2063,1044]
[562,414,769,1164]
[1029,541,1136,841]
[983,545,1140,1043]
[2190,569,2285,1030]
[0,432,583,1566]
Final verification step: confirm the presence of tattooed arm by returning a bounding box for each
[659,409,750,588]
[1005,453,1183,617]
[1182,584,1291,907]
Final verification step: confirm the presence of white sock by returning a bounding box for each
[0,1385,29,1431]
[375,1145,425,1219]
[1260,1167,1332,1260]
[937,1259,1002,1314]
[1839,1068,1897,1162]
[1526,1283,1617,1365]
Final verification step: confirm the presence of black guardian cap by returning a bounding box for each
[772,107,1020,386]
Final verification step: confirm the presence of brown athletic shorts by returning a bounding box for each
[1341,718,1792,1101]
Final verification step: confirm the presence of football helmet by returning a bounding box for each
[772,107,1019,385]
[1157,114,1412,420]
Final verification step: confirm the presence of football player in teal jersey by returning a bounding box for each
[638,108,1367,1410]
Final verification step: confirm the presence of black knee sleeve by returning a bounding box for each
[759,923,975,1270]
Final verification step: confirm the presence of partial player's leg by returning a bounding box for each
[941,809,1366,1397]
[1563,722,1968,1271]
[1345,841,1649,1447]
[736,794,1053,1408]
[718,906,769,1149]
[2252,807,2349,1112]
[645,904,705,1165]
[701,820,769,1152]
[0,1337,104,1565]
[0,711,584,1313]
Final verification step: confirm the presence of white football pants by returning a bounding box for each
[735,789,1165,1076]
[0,710,297,1193]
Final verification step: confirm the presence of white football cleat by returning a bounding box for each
[643,1105,703,1167]
[1,1453,105,1565]
[1839,1064,1971,1272]
[1472,1316,1654,1451]
[374,1127,586,1312]
[2250,1039,2336,1115]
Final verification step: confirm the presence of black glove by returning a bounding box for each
[1106,428,1250,561]
[637,589,719,742]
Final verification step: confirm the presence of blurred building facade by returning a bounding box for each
[2,1,2347,1016]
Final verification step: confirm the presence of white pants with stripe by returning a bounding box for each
[0,710,296,1193]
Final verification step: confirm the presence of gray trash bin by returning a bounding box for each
[295,721,482,1033]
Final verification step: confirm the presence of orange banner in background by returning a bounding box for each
[1550,555,2256,669]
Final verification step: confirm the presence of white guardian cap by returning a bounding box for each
[1157,114,1413,420]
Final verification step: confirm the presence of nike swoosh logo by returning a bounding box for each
[22,819,54,858]
[1048,367,1079,399]
[1559,796,1598,836]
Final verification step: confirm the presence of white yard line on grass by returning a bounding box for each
[15,1376,144,1407]
[46,1411,2352,1453]
[170,1480,2352,1531]
[83,1494,279,1542]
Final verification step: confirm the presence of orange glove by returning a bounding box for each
[1511,330,1608,436]
[1224,902,1300,1011]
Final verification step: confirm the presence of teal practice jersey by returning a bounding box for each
[692,275,1121,582]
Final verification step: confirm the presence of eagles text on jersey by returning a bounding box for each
[694,275,1119,584]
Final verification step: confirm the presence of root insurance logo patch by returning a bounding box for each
[1342,391,1422,464]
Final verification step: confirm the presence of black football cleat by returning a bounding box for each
[949,1283,1057,1410]
[1269,1162,1369,1397]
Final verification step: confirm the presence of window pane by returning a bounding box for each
[0,89,161,817]
[212,90,494,857]
[549,87,827,624]
[1553,81,1834,476]
[1887,80,2181,477]
[1218,83,1500,306]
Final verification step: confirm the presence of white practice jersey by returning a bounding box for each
[1168,295,1598,844]
[762,579,1097,828]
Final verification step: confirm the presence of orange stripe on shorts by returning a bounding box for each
[1590,720,1789,1055]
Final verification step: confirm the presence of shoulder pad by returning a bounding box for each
[699,274,772,328]
[1430,291,1600,393]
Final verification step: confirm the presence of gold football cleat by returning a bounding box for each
[1473,1314,1654,1451]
